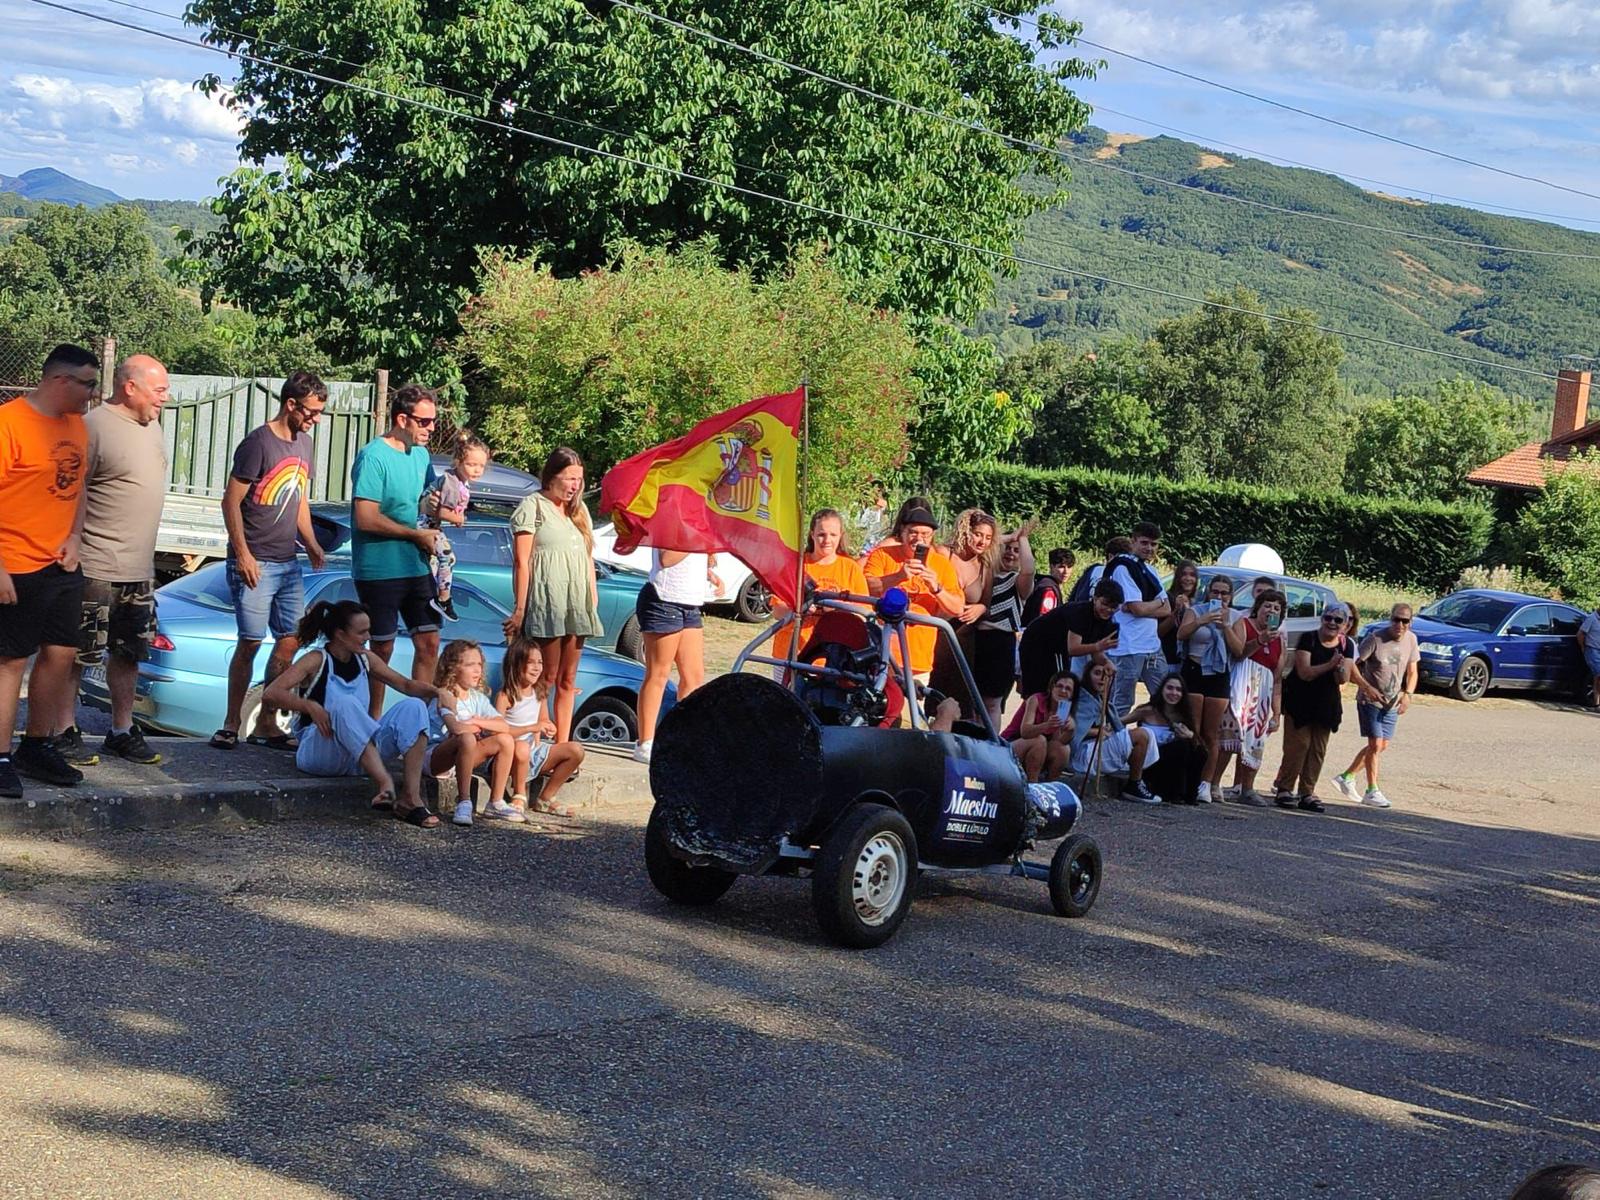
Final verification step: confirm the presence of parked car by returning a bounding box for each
[427,454,539,508]
[309,504,648,661]
[592,519,772,622]
[1369,589,1590,703]
[1160,566,1337,641]
[79,562,671,745]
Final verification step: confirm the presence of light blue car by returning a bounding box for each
[80,561,670,745]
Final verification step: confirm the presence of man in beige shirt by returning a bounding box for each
[53,355,170,767]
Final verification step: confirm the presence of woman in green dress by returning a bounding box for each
[503,448,602,745]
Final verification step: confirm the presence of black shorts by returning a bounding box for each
[77,577,157,665]
[636,583,703,634]
[1182,657,1231,700]
[972,628,1018,702]
[355,574,438,642]
[0,563,84,659]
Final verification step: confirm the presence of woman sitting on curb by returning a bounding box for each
[265,600,450,828]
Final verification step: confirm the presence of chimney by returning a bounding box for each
[1551,369,1591,440]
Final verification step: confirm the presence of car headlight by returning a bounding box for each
[1417,642,1453,656]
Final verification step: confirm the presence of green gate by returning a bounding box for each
[161,375,379,502]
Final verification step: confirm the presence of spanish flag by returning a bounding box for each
[599,388,805,608]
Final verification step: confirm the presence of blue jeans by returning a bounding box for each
[1109,652,1169,715]
[228,558,305,641]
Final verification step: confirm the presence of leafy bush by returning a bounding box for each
[930,461,1493,589]
[1508,453,1600,606]
[1449,563,1556,598]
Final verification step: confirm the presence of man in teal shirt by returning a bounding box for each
[351,384,441,716]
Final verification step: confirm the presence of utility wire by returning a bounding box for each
[990,4,1600,204]
[602,1,1600,261]
[23,0,1563,384]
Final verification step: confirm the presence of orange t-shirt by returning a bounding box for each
[862,543,961,674]
[773,554,871,661]
[0,398,88,573]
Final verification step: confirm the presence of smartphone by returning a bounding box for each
[913,543,929,563]
[1055,699,1071,722]
[1266,610,1282,631]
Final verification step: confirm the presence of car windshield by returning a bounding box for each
[157,563,235,612]
[1421,593,1516,633]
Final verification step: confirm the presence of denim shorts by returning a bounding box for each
[1585,646,1600,679]
[228,558,305,641]
[636,583,703,634]
[1357,701,1400,741]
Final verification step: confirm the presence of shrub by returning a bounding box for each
[1450,563,1556,599]
[1509,453,1600,607]
[929,462,1492,589]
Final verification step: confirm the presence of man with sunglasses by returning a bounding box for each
[1335,604,1419,810]
[212,371,328,750]
[0,344,96,797]
[349,383,443,717]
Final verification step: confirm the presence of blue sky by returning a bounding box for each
[1,0,1597,231]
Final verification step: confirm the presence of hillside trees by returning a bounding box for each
[189,0,1095,375]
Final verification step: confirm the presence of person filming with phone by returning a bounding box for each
[1017,577,1122,700]
[863,504,963,693]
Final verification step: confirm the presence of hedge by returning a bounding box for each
[930,463,1493,590]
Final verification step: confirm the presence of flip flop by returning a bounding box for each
[246,733,299,752]
[395,804,439,829]
[531,797,576,819]
[209,729,239,750]
[370,789,395,813]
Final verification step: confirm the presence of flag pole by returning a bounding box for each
[796,377,810,613]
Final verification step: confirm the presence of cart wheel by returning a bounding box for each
[645,804,737,906]
[812,804,917,949]
[1049,834,1102,918]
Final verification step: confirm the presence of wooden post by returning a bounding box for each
[98,336,115,403]
[374,368,389,431]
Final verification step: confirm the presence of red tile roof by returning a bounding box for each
[1468,421,1600,490]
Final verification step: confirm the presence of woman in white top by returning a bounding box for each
[632,548,722,762]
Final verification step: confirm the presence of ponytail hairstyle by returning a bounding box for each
[451,427,491,465]
[500,637,547,704]
[540,446,593,552]
[434,638,486,694]
[296,599,366,647]
[806,507,851,558]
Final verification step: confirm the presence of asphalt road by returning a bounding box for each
[1,700,1597,1198]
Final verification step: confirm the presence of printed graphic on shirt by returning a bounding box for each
[252,455,309,513]
[48,438,85,499]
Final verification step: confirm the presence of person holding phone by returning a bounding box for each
[1016,577,1121,700]
[1216,585,1289,806]
[1178,574,1238,803]
[863,505,962,694]
[1272,602,1357,813]
[1001,670,1076,782]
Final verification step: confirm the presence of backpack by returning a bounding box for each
[1104,553,1162,603]
[1065,564,1099,606]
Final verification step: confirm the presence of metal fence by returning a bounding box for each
[0,335,52,399]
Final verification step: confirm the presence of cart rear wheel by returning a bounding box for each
[1049,834,1102,918]
[645,804,737,906]
[812,804,917,948]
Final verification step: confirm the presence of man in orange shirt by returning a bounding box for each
[863,504,963,685]
[0,344,97,797]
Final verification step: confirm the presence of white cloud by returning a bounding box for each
[8,73,241,142]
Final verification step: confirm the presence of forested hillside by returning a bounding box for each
[975,128,1600,395]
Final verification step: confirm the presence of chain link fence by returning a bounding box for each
[0,335,51,400]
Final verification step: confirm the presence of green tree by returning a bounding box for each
[1510,452,1600,606]
[189,0,1094,375]
[458,241,920,510]
[1000,337,1166,472]
[1344,378,1535,502]
[908,325,1040,467]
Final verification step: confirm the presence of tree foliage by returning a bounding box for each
[189,0,1095,376]
[1344,378,1535,502]
[908,325,1039,467]
[458,241,920,510]
[1510,452,1600,607]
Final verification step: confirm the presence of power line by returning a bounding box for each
[602,1,1599,262]
[1086,103,1600,228]
[990,4,1600,205]
[22,0,1564,385]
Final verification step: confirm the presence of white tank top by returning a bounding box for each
[649,550,708,607]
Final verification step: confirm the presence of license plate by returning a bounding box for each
[82,665,107,686]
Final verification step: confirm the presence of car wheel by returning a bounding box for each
[615,615,645,663]
[573,695,637,744]
[735,576,772,623]
[238,683,294,739]
[1449,655,1491,702]
[811,803,918,949]
[644,804,738,906]
[1048,834,1102,918]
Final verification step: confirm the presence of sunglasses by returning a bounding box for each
[290,399,326,419]
[1322,615,1346,623]
[1391,616,1412,624]
[406,415,437,428]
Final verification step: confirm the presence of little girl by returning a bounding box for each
[428,638,521,826]
[420,431,491,623]
[494,638,586,819]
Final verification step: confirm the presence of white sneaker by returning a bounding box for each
[482,798,526,822]
[1334,772,1360,801]
[1362,788,1392,808]
[452,799,474,826]
[1196,781,1213,804]
[631,740,653,764]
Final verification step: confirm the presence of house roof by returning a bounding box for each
[1467,420,1600,490]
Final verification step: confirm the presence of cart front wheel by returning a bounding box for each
[812,803,917,948]
[1049,834,1102,918]
[645,804,737,906]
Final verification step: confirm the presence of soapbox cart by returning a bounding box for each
[643,587,1103,948]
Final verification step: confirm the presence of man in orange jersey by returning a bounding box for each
[863,504,964,726]
[0,344,97,796]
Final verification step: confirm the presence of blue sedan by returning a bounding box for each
[1365,589,1589,702]
[81,562,670,744]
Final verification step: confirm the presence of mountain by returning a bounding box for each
[0,167,123,207]
[974,128,1600,395]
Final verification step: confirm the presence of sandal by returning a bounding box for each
[396,804,440,829]
[370,789,395,812]
[531,797,575,818]
[246,733,299,752]
[209,729,239,750]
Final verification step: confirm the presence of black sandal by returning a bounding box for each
[246,733,299,752]
[396,804,439,829]
[209,729,239,750]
